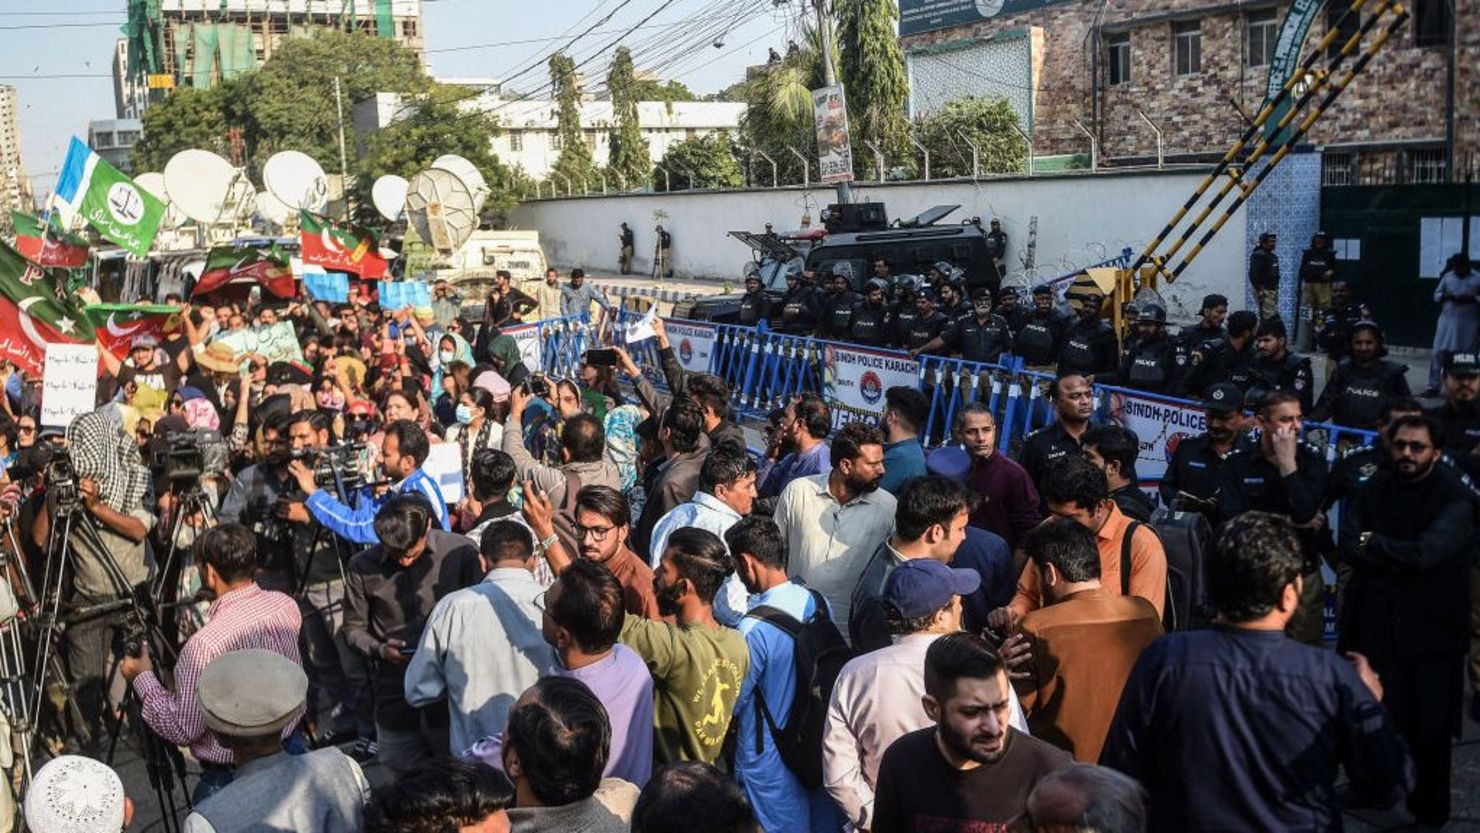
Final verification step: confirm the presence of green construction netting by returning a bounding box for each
[377,0,395,40]
[192,23,219,89]
[173,21,191,87]
[217,23,257,81]
[123,0,164,77]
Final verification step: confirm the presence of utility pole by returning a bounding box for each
[333,75,352,220]
[812,0,852,204]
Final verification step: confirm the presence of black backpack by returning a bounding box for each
[744,589,855,788]
[1122,513,1213,632]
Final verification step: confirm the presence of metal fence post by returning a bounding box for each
[909,132,930,181]
[1137,109,1165,169]
[1072,119,1099,172]
[957,129,980,178]
[1012,123,1034,175]
[756,149,778,187]
[787,147,810,189]
[863,139,885,182]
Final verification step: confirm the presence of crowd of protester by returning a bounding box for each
[9,265,1480,833]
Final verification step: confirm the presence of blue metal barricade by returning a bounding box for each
[915,355,1015,448]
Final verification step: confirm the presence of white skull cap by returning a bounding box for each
[24,755,126,833]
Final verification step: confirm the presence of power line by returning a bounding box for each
[0,21,123,30]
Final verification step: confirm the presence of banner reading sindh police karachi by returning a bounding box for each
[1105,389,1208,482]
[898,0,1075,37]
[812,85,855,185]
[664,319,718,375]
[823,344,919,421]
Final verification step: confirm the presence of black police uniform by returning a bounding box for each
[940,313,1014,365]
[848,300,894,348]
[1427,400,1480,479]
[905,311,950,354]
[1158,433,1245,512]
[1315,299,1374,363]
[1015,310,1064,367]
[892,301,921,347]
[1311,358,1411,429]
[737,288,773,327]
[1172,334,1238,398]
[819,291,857,340]
[1226,342,1258,392]
[1057,318,1120,377]
[1001,304,1033,336]
[1298,246,1337,291]
[939,298,972,327]
[1329,445,1480,508]
[986,229,1009,283]
[1173,323,1227,378]
[776,286,820,336]
[1248,350,1315,412]
[1118,333,1178,394]
[1016,421,1085,491]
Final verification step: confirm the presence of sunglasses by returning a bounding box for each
[1392,440,1432,453]
[18,425,34,434]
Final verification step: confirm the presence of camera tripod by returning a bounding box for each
[0,518,43,804]
[31,494,190,832]
[150,481,218,615]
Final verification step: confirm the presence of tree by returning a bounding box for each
[132,84,236,172]
[606,47,651,190]
[837,0,913,178]
[357,85,525,226]
[654,132,742,191]
[916,96,1029,178]
[738,37,825,185]
[631,79,697,103]
[549,53,594,189]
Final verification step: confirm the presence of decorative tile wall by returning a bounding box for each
[1243,148,1322,323]
[908,34,1033,129]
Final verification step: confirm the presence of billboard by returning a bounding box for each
[812,85,856,185]
[900,0,1075,37]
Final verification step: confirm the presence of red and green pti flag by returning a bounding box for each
[11,211,90,268]
[299,210,388,278]
[0,240,95,374]
[193,245,296,299]
[82,303,186,363]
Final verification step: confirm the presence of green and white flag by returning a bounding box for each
[53,136,164,258]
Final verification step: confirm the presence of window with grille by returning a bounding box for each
[509,133,523,152]
[550,132,563,150]
[1410,147,1448,183]
[1247,9,1279,67]
[1174,21,1202,76]
[1106,32,1130,85]
[1322,152,1353,186]
[1413,0,1453,46]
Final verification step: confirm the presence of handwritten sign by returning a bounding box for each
[40,343,99,429]
[424,442,465,504]
[213,321,304,365]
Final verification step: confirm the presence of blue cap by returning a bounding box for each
[884,559,982,619]
[926,446,970,481]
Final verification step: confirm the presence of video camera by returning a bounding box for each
[36,445,79,507]
[150,429,230,487]
[287,442,371,493]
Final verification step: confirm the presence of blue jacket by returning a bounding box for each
[306,468,449,544]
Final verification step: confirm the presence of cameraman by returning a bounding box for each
[230,409,375,749]
[294,419,449,545]
[31,408,156,738]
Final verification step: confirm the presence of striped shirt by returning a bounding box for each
[133,583,303,765]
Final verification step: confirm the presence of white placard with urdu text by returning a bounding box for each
[41,343,99,429]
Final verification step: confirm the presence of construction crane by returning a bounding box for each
[1072,0,1411,338]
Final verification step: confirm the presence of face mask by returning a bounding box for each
[439,350,454,364]
[455,404,474,425]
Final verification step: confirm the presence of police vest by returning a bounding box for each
[779,291,813,333]
[1016,317,1057,364]
[1333,362,1405,428]
[1127,343,1173,391]
[824,295,855,336]
[907,315,945,351]
[1059,333,1097,374]
[850,304,891,346]
[738,293,767,326]
[957,317,1010,364]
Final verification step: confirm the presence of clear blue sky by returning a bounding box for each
[4,0,800,192]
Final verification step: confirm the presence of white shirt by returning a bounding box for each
[773,474,897,643]
[649,491,751,625]
[822,632,1029,830]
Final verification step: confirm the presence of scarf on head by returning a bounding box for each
[66,406,150,512]
[432,333,475,403]
[603,404,642,491]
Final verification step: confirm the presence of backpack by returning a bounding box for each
[1121,513,1213,632]
[549,469,584,558]
[743,589,855,788]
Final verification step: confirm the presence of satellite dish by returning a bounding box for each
[406,168,478,254]
[164,149,240,225]
[372,175,409,222]
[431,154,489,213]
[263,150,329,213]
[134,172,186,230]
[255,190,294,227]
[224,174,257,225]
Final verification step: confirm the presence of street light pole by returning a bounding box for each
[812,0,852,204]
[333,76,352,220]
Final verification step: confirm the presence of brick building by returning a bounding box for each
[902,0,1474,183]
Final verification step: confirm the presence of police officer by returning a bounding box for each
[1298,231,1337,326]
[1218,389,1330,646]
[1311,321,1411,429]
[997,286,1031,335]
[911,286,1013,365]
[737,266,772,328]
[849,279,894,347]
[1015,285,1065,368]
[1314,279,1374,366]
[903,289,950,354]
[1158,383,1249,516]
[1327,397,1425,508]
[891,276,923,347]
[1117,304,1177,394]
[1247,317,1315,412]
[1057,293,1120,378]
[1016,372,1094,491]
[936,279,971,326]
[818,269,857,340]
[986,219,1009,285]
[927,261,953,294]
[1173,293,1229,372]
[775,265,819,336]
[1248,230,1281,320]
[1427,351,1480,468]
